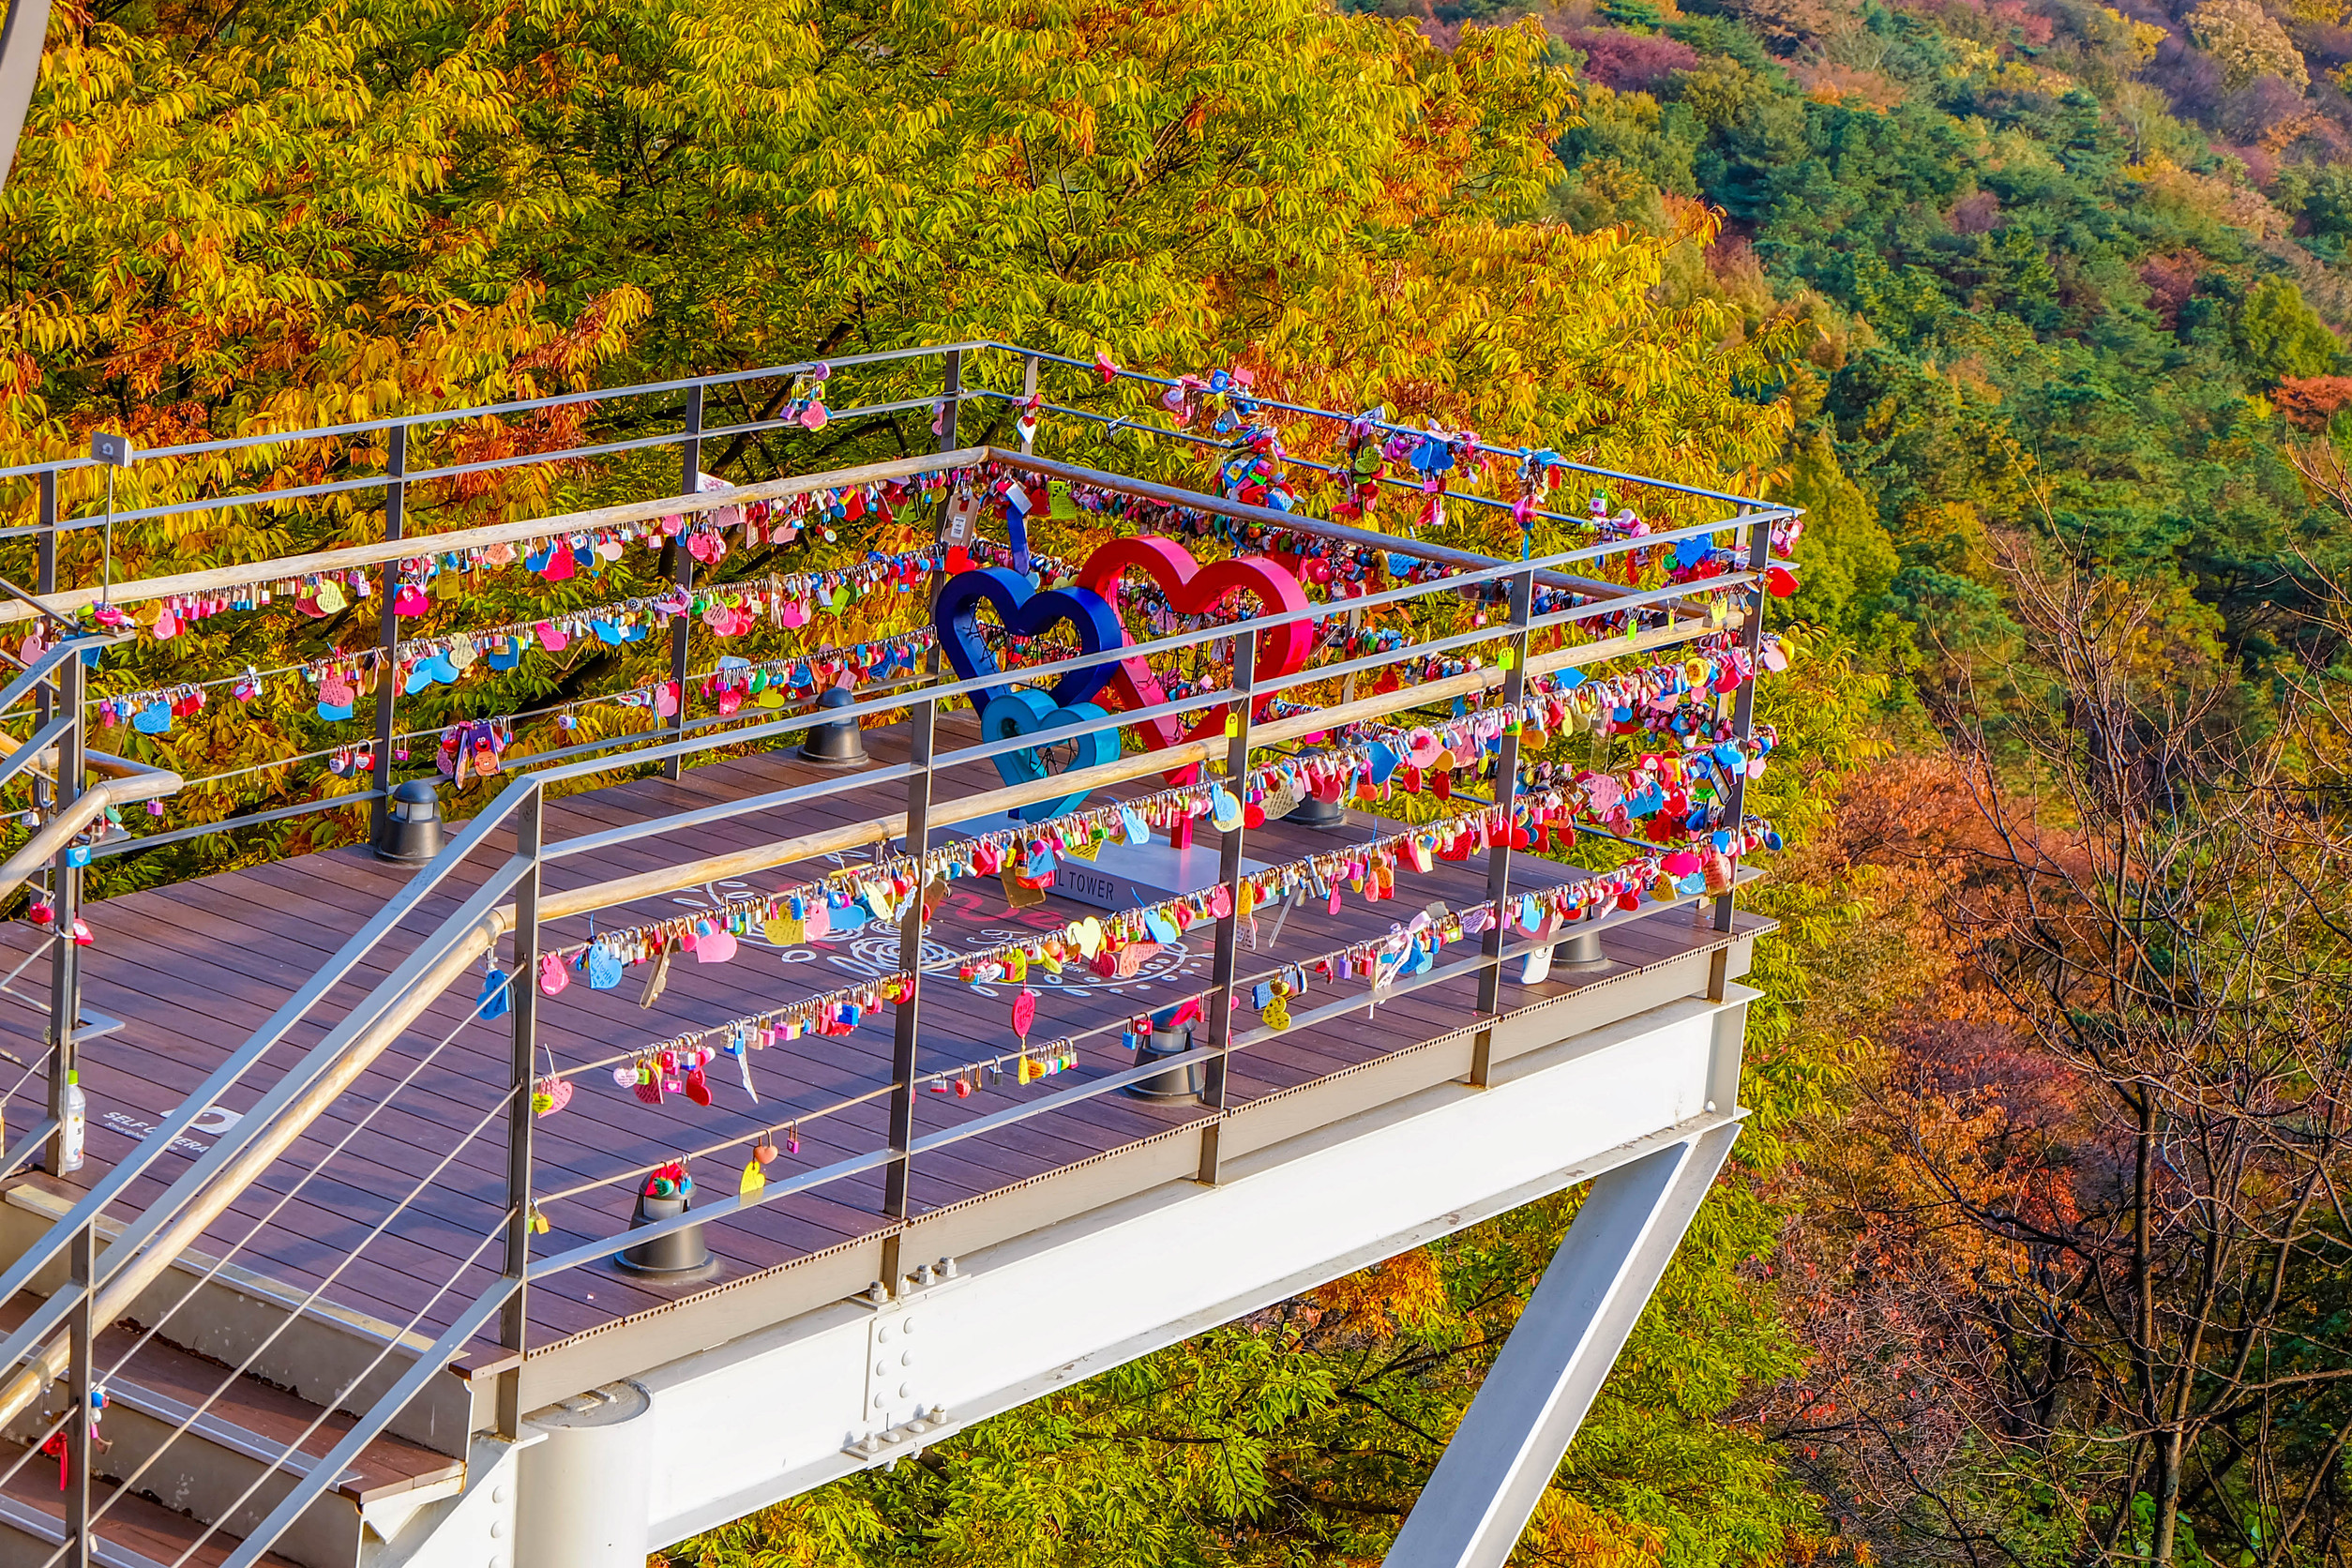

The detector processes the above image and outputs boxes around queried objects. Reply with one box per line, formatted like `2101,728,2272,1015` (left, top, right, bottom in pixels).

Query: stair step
0,1295,462,1567
0,1182,481,1455
0,1449,303,1568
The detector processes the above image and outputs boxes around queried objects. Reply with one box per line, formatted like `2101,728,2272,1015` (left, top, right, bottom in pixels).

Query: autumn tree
1759,551,2352,1566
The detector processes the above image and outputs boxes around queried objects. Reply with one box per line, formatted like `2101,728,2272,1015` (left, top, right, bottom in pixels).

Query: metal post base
517,1381,654,1568
1383,1123,1741,1568
1283,792,1348,831
1551,929,1610,972
1123,1027,1205,1101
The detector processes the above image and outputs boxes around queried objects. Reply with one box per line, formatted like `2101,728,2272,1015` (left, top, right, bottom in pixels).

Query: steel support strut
1381,1121,1742,1568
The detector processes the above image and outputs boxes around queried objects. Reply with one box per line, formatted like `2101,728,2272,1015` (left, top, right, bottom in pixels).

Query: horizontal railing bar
82,788,384,861
1251,573,1758,703
0,340,997,482
990,342,1785,508
544,763,919,864
985,448,1758,620
512,610,1736,929
526,1148,900,1277
983,390,1799,536
0,447,987,626
521,876,1764,1267
24,391,961,537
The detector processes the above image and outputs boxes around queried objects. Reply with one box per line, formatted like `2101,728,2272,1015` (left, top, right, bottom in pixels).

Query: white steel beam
415,990,1752,1568
1381,1121,1741,1568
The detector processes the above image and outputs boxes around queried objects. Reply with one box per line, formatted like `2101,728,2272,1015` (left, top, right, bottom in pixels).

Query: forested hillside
5,0,2352,1560
1450,0,2352,696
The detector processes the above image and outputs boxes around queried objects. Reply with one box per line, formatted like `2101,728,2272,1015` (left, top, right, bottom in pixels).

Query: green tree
2238,276,2342,384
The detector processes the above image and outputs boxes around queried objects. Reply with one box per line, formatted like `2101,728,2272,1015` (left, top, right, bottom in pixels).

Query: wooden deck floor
0,717,1762,1356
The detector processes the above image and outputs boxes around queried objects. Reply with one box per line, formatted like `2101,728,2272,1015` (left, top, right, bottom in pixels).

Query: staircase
0,1184,469,1568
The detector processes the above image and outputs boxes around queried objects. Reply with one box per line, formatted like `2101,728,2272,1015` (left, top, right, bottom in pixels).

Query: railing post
1713,509,1769,940
937,349,963,452
65,1216,92,1568
663,384,704,783
924,349,964,683
1338,604,1363,709
368,426,408,847
879,697,936,1290
497,782,543,1439
1018,354,1039,455
43,651,83,1176
33,468,54,818
1470,570,1533,1088
1197,632,1257,1185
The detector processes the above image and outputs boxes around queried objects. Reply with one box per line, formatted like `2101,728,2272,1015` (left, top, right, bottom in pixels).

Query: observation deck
0,344,1797,1568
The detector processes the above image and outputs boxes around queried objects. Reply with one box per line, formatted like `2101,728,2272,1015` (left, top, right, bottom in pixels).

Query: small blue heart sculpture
979,688,1119,822
932,567,1123,712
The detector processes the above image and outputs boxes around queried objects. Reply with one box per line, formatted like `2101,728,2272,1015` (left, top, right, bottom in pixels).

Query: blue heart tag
477,967,511,1019
931,567,1123,712
586,944,623,989
977,688,1118,822
132,700,173,734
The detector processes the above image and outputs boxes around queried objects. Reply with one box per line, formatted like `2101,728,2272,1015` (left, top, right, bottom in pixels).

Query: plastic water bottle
58,1071,84,1173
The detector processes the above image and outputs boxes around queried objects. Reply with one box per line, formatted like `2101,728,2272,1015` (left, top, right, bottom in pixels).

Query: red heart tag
1076,537,1314,783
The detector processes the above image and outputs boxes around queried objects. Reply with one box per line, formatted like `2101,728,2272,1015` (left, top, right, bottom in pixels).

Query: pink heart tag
695,929,738,964
535,1077,573,1116
798,401,829,430
537,621,568,653
781,601,809,628
653,681,679,717
152,610,181,640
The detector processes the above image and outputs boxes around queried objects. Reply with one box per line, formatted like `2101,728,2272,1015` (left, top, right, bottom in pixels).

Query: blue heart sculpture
979,688,1119,822
932,567,1123,711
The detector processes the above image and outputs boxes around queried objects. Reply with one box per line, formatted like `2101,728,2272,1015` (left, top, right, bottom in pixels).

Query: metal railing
0,346,1795,1566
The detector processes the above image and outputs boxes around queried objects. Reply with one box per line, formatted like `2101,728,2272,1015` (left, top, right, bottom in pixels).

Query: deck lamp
1124,1001,1205,1103
799,685,869,766
372,778,445,865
